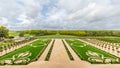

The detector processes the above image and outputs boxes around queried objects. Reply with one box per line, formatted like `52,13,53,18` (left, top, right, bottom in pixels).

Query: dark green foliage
19,30,120,37
0,26,9,38
19,32,25,37
45,40,55,61
62,40,74,60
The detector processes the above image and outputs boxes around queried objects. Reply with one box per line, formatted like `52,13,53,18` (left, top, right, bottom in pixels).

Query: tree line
59,30,120,37
1,26,120,38
21,30,120,37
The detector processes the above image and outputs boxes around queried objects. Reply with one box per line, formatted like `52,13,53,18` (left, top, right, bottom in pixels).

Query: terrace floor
0,39,120,68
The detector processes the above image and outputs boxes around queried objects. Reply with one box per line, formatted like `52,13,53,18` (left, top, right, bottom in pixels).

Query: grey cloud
0,0,120,30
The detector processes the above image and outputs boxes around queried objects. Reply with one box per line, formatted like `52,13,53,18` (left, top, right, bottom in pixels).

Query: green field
9,32,20,37
66,39,120,64
0,39,50,65
24,34,35,37
38,34,79,38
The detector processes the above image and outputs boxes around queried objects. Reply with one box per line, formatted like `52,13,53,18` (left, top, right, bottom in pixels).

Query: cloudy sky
0,0,120,30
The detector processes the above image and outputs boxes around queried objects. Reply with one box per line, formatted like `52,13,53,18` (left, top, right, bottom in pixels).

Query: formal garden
66,39,120,64
0,39,50,65
1,26,120,65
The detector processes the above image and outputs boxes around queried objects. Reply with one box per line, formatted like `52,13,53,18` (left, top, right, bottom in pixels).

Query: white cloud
0,17,9,26
0,0,120,30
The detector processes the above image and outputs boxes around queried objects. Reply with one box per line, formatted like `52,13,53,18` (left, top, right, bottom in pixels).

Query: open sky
0,0,120,30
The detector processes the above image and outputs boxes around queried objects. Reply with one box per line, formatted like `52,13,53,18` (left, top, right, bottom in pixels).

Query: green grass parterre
66,39,120,64
0,39,51,65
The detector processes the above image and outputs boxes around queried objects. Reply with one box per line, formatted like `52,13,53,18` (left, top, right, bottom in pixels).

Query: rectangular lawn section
66,39,120,64
0,39,51,65
38,34,79,38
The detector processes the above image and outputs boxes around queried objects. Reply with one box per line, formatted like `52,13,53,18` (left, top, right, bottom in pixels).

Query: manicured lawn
9,31,20,37
38,34,79,38
66,39,120,64
24,34,35,37
0,39,51,65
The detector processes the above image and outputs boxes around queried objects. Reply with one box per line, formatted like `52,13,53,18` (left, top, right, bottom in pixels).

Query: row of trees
19,30,57,37
53,30,120,37
27,30,56,35
1,25,120,37
20,30,120,37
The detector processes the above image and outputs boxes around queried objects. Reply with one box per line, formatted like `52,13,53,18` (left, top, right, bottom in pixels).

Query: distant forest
1,26,120,38
19,30,120,37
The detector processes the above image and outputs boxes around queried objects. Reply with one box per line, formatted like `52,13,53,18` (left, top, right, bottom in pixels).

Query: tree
19,32,24,37
0,26,9,38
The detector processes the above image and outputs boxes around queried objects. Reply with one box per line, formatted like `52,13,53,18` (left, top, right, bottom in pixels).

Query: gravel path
62,39,80,61
49,39,70,62
27,39,90,68
38,39,54,61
